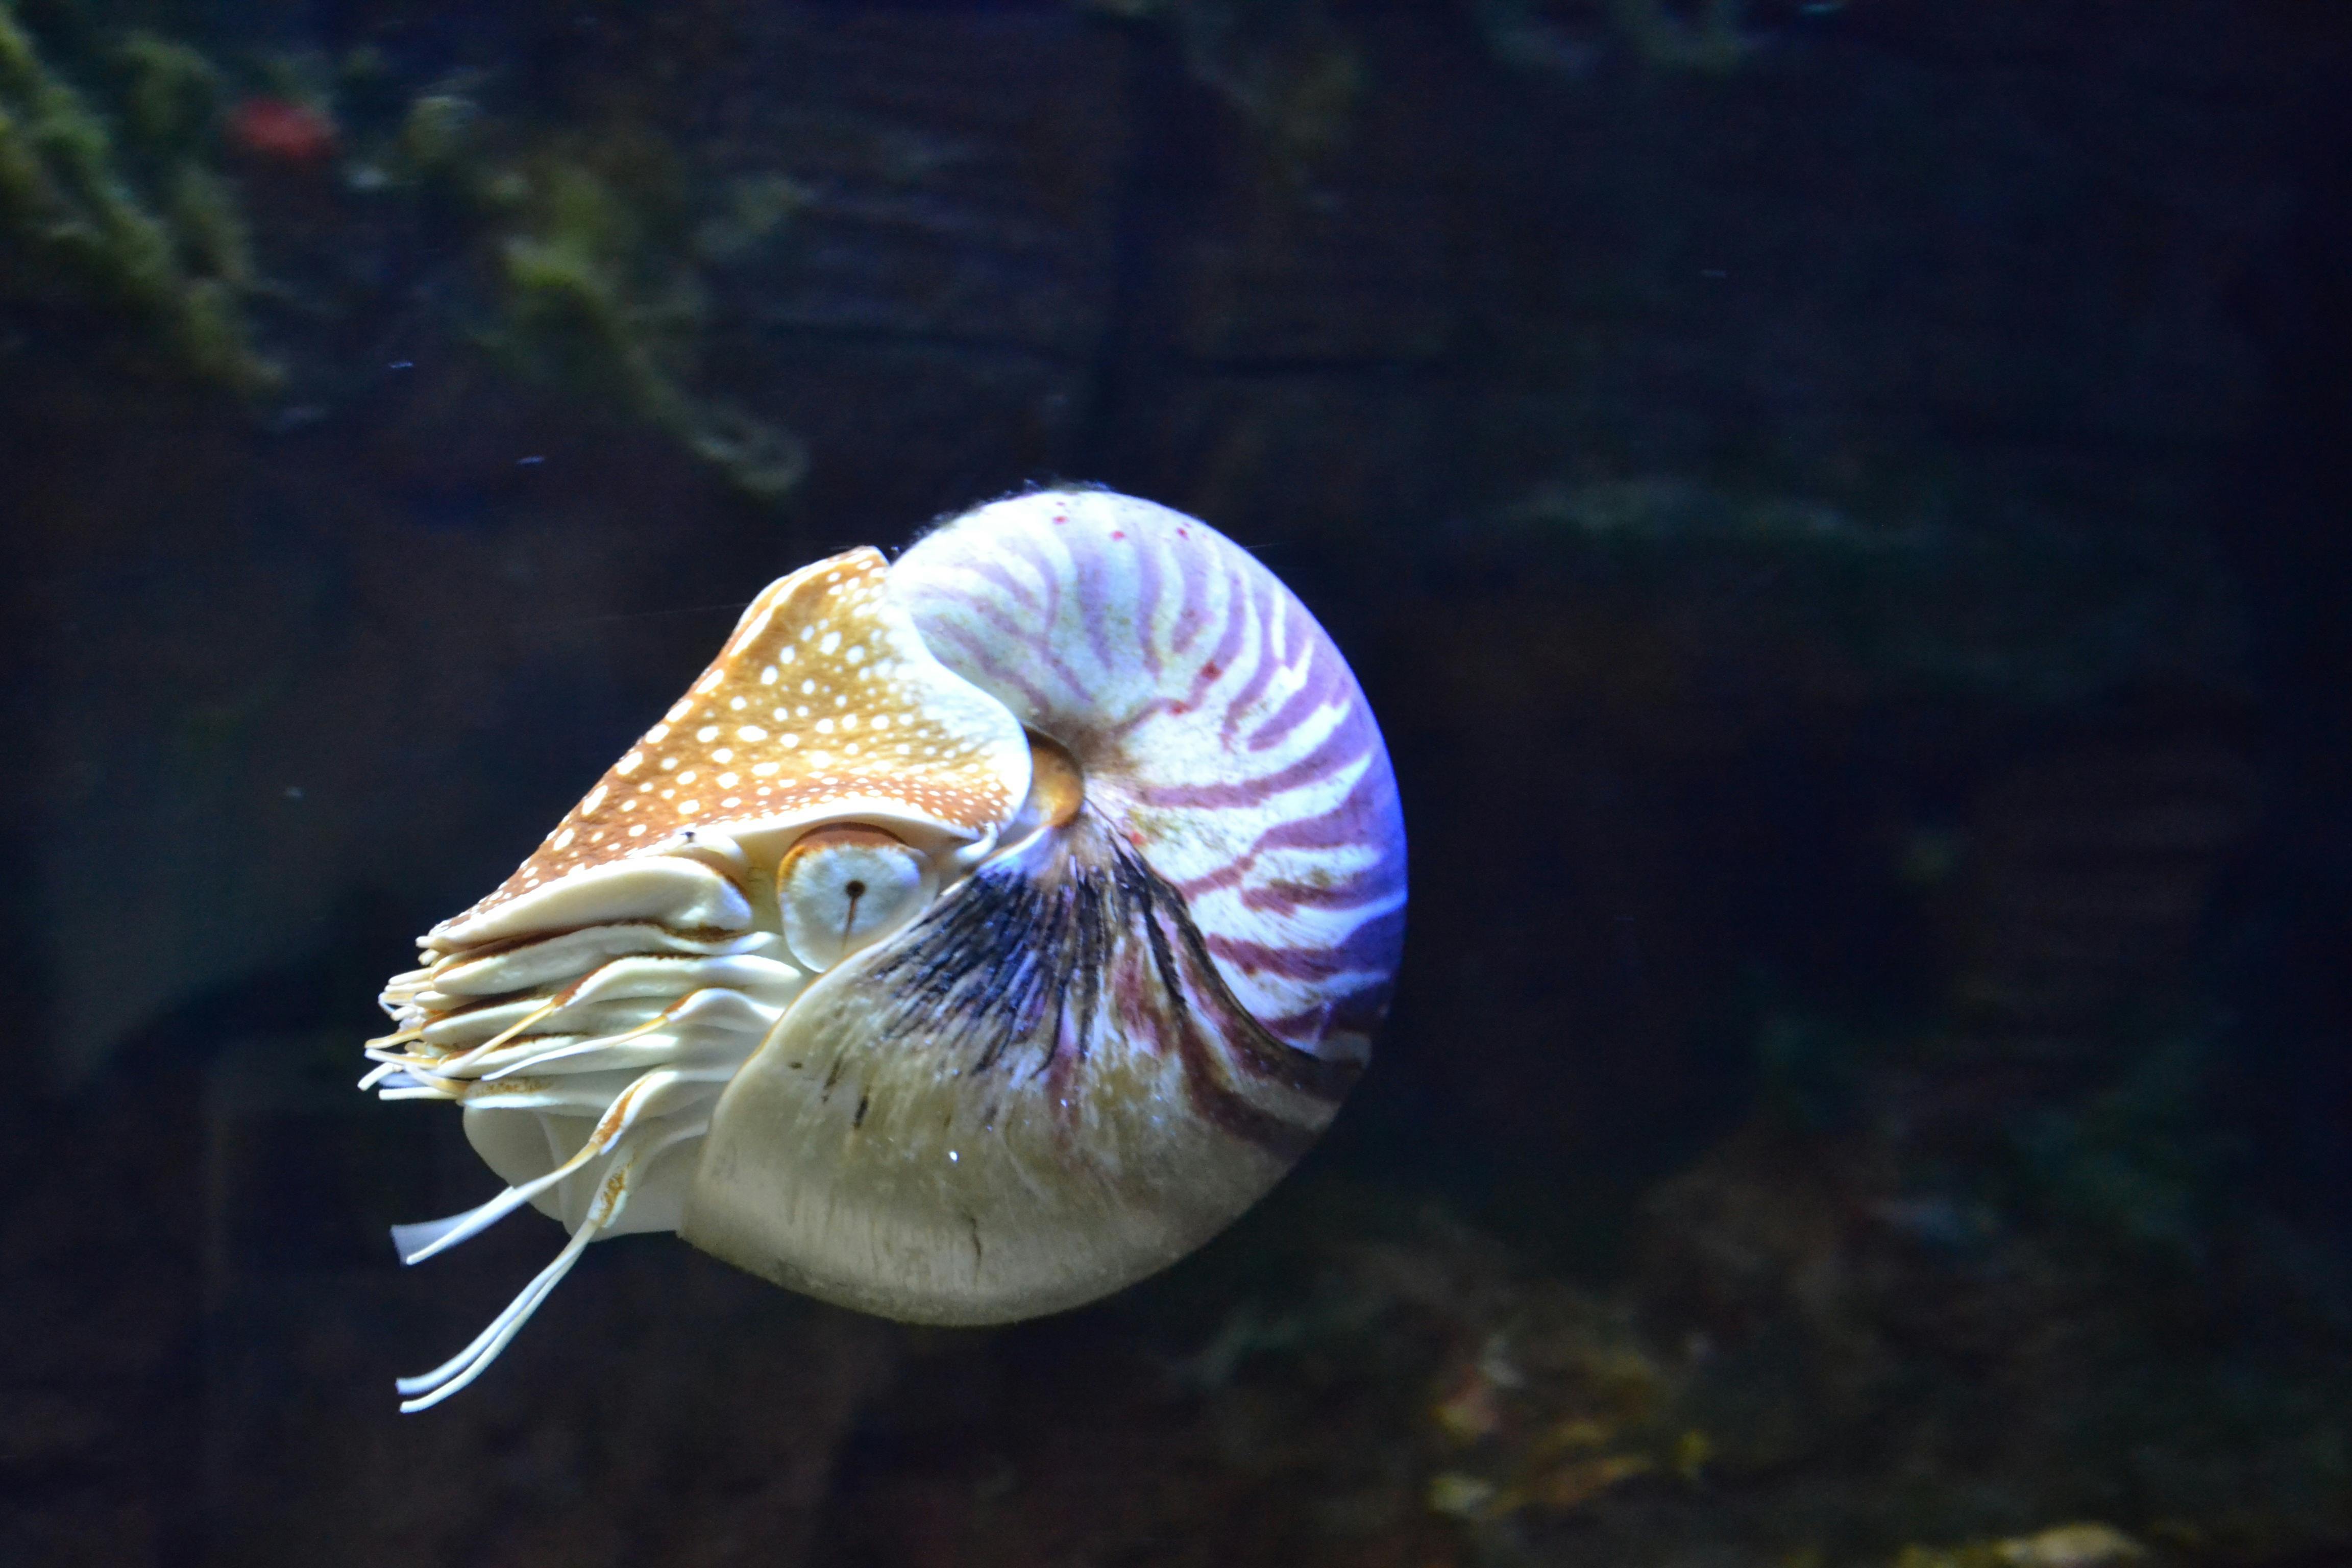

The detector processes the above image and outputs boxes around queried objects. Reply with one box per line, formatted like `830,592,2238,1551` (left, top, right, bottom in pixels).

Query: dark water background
3,2,2348,1564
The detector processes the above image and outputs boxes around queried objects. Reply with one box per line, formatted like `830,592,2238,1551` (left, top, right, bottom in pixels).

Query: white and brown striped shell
365,489,1406,1409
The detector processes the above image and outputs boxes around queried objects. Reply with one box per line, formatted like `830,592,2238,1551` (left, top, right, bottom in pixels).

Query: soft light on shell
363,489,1407,1410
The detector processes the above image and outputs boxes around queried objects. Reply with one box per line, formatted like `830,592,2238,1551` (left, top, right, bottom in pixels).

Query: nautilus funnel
364,488,1406,1409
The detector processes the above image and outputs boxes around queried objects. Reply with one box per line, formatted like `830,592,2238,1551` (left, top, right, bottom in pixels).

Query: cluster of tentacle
364,927,800,1408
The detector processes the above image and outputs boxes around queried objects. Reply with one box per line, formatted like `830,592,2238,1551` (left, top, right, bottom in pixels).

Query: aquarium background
3,1,2348,1564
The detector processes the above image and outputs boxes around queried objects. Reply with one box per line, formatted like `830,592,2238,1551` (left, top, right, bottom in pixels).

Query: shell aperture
366,489,1407,1409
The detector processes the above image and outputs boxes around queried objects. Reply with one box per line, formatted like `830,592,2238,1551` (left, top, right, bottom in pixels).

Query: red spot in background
1111,530,1126,540
229,98,337,165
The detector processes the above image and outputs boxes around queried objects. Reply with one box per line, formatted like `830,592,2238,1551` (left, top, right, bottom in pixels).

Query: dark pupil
844,880,867,899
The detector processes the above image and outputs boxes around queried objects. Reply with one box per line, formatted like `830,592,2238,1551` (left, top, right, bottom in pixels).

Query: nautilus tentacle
366,488,1405,1407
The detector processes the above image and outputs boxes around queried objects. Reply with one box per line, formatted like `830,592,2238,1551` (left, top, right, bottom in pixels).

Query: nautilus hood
364,488,1407,1409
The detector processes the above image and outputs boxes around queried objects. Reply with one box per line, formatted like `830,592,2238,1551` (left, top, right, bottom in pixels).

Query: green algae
485,150,805,500
1,10,795,493
115,30,220,150
397,90,478,175
0,4,270,389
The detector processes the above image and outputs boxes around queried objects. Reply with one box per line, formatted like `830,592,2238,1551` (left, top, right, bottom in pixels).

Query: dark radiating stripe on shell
1204,899,1408,987
892,492,1407,1060
858,811,1357,1156
1174,761,1408,910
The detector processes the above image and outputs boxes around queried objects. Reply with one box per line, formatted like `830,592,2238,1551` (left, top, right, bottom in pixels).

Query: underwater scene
3,1,2347,1564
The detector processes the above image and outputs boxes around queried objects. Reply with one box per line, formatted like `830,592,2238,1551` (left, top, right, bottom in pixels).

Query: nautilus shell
364,488,1406,1410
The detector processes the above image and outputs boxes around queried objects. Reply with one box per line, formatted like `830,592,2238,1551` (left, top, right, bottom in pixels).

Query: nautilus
363,488,1406,1410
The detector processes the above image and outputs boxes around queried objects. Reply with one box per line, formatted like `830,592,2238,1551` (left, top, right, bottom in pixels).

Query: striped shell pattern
364,489,1407,1410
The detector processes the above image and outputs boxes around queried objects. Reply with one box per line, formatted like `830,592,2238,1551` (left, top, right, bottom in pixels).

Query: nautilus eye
776,826,930,971
364,487,1407,1411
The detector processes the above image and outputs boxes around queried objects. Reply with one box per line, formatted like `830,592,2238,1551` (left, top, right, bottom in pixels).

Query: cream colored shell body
365,490,1406,1408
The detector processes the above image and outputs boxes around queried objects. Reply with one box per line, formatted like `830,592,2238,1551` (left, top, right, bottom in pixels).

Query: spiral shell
364,489,1406,1409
